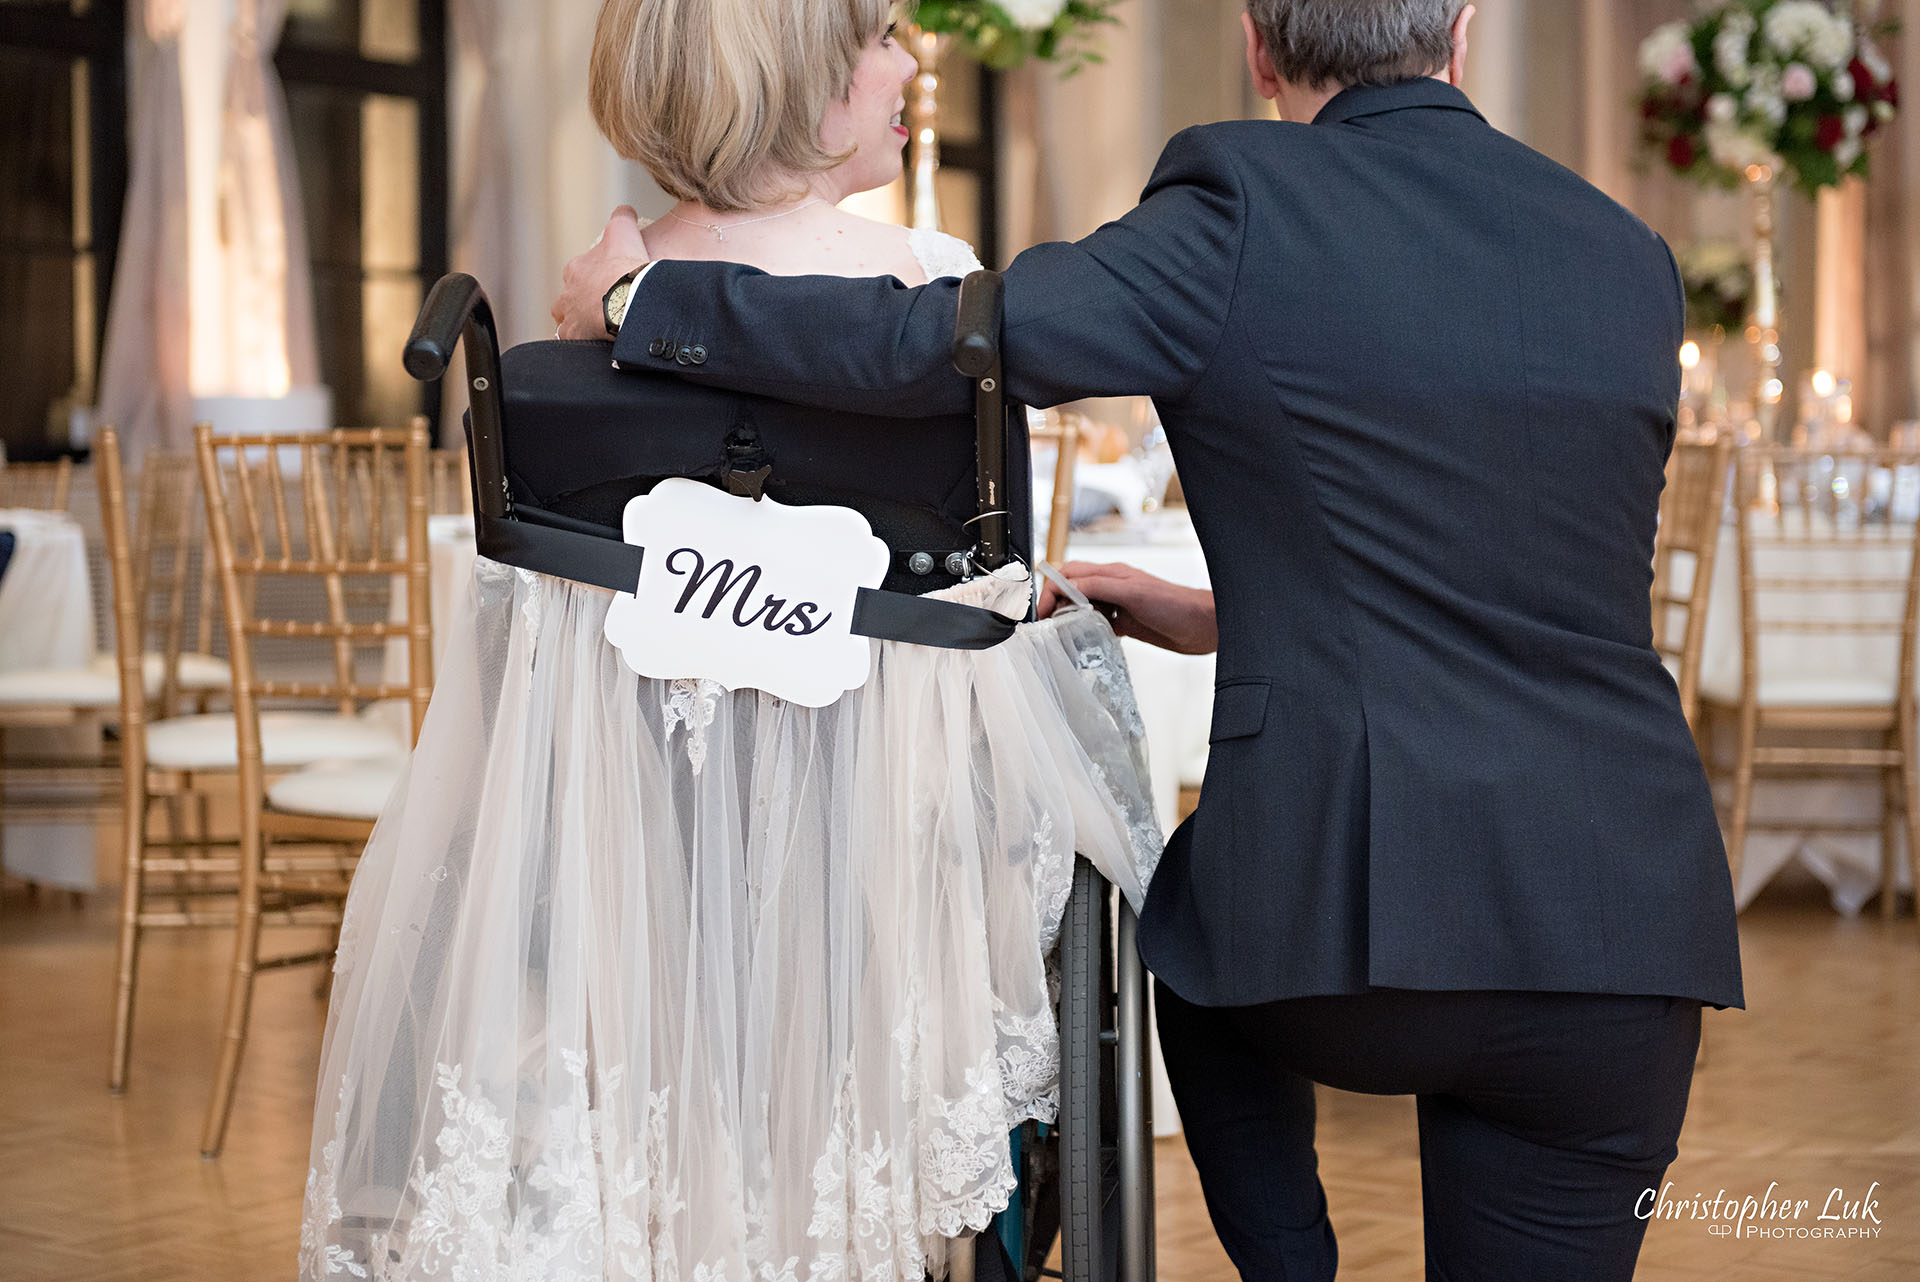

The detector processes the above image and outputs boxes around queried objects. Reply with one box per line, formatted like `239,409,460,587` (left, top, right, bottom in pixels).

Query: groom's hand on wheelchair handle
552,206,651,341
1038,562,1218,656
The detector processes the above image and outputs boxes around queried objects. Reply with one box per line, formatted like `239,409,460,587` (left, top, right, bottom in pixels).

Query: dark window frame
0,0,127,455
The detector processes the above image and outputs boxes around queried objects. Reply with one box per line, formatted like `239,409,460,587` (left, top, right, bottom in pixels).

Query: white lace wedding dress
301,229,1160,1282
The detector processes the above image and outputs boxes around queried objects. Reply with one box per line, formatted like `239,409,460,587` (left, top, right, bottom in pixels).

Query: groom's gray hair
1247,0,1467,89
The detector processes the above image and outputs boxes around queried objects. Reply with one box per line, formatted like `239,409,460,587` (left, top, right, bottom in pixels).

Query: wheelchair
405,272,1155,1282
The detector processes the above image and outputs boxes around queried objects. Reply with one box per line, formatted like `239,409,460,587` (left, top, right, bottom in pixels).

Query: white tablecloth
385,515,480,685
1696,521,1918,913
0,509,100,890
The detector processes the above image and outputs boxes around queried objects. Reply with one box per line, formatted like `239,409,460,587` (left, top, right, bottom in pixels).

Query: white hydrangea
1639,22,1698,85
1845,105,1869,136
1705,121,1781,173
1834,70,1856,101
998,0,1069,30
1748,64,1786,125
1834,137,1863,169
1714,13,1756,87
1763,1,1854,71
1707,93,1739,123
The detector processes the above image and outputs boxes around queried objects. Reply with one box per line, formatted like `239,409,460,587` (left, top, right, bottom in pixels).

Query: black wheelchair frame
405,272,1154,1282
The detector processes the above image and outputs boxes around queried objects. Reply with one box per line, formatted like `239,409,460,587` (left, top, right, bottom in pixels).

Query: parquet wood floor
0,874,1912,1281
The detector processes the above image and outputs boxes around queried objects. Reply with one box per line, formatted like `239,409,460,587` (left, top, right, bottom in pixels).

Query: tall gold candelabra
906,27,951,232
1746,164,1783,440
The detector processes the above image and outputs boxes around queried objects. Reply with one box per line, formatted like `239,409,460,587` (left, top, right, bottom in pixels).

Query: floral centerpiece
1638,0,1898,196
912,0,1123,72
1678,242,1756,332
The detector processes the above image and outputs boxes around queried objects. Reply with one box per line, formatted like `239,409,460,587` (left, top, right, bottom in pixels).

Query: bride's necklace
668,199,825,243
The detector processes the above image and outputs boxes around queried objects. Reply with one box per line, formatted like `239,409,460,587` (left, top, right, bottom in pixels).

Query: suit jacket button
690,346,708,366
648,337,669,358
675,346,694,366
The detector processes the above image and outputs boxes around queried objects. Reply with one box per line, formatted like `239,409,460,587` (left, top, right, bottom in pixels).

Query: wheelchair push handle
952,270,1003,379
953,271,1010,572
405,273,509,520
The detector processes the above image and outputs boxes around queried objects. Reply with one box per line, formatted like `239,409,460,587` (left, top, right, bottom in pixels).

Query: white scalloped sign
602,478,891,707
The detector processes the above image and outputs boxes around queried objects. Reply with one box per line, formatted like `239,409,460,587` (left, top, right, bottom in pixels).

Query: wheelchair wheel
1057,857,1121,1282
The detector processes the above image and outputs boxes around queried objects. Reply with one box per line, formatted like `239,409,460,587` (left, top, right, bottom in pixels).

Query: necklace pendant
713,225,725,242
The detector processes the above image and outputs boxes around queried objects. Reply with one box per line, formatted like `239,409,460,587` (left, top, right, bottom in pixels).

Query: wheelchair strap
476,512,1020,651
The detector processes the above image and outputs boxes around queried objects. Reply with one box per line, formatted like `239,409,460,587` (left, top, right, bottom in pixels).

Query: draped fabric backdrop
95,0,192,459
209,0,318,399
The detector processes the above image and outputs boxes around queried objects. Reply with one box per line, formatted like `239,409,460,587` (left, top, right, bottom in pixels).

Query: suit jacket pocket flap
1209,681,1270,742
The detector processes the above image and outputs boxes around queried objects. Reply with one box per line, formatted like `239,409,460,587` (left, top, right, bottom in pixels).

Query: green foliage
912,1,1124,75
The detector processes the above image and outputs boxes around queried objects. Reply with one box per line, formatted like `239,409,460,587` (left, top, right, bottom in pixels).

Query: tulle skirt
301,558,1160,1282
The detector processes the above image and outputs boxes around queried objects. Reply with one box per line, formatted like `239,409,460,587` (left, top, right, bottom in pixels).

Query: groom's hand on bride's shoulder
552,206,651,341
1038,562,1218,656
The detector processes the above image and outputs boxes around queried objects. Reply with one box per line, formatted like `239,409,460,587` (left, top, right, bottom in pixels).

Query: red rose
1816,115,1846,150
1849,57,1877,98
1668,135,1697,169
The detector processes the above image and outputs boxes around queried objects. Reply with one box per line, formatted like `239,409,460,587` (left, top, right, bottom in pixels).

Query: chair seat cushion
79,653,232,696
146,712,401,771
268,758,405,821
0,665,120,708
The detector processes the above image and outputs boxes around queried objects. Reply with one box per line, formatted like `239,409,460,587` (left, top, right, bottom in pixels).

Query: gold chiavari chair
0,456,74,511
1030,409,1085,565
193,421,433,1156
1652,436,1734,732
104,425,422,1103
1699,445,1920,918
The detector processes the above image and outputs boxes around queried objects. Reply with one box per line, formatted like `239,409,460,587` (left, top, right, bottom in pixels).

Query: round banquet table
0,508,101,890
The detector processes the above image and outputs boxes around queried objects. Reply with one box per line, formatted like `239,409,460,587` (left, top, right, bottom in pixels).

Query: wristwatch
602,265,645,339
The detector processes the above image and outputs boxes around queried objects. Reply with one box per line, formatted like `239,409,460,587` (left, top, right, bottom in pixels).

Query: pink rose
1782,63,1818,102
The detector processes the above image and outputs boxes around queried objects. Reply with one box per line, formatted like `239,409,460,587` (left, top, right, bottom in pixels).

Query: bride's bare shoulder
802,208,928,283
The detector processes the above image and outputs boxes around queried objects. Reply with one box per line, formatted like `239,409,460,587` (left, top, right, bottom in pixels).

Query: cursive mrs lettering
666,547,835,636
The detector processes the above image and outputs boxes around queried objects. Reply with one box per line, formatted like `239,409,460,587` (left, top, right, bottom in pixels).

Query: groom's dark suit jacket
618,78,1745,1010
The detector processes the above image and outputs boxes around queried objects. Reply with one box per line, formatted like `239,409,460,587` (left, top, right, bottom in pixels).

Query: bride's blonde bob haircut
590,0,895,213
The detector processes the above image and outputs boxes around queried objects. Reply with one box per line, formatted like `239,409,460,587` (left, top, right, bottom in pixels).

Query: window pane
283,0,419,63
286,80,425,428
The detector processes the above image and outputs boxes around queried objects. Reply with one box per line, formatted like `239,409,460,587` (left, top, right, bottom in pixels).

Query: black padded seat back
497,340,1032,597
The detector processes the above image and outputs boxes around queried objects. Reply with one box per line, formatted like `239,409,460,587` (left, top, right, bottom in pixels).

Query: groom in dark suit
555,2,1743,1276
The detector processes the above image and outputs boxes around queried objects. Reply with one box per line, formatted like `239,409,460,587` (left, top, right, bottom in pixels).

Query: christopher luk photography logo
1637,1181,1884,1240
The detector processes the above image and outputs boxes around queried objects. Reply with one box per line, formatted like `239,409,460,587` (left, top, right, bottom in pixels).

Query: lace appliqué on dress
906,227,984,282
663,678,724,775
303,1061,673,1282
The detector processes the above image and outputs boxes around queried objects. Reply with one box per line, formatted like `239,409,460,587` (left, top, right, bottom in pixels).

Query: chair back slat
1652,436,1733,725
0,457,75,511
194,423,436,805
1732,446,1920,705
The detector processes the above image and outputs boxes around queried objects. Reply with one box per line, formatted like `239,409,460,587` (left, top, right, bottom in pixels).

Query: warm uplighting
1679,340,1702,371
1810,369,1838,399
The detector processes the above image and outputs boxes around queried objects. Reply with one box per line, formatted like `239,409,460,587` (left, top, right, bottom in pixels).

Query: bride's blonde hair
590,0,895,213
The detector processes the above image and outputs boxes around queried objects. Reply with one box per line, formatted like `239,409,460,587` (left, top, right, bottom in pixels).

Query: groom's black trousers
1155,983,1702,1282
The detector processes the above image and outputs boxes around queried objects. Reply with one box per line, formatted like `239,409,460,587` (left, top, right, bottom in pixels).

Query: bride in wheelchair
302,2,1159,1279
